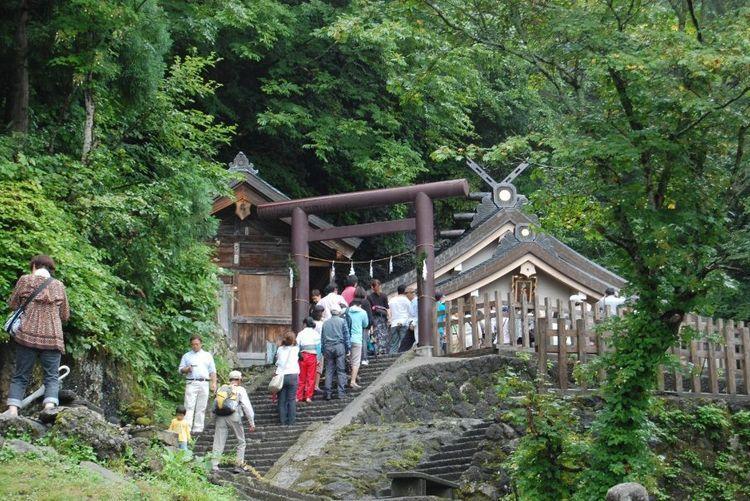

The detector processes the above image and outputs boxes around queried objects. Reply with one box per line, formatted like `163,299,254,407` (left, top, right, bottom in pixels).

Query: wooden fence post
707,318,719,395
532,294,539,348
690,315,702,393
673,344,683,393
508,292,517,350
742,322,750,396
522,294,530,348
576,315,587,392
433,301,440,356
445,300,453,355
593,305,605,384
482,292,492,348
538,317,548,380
470,295,478,351
725,319,737,394
458,297,466,352
656,363,666,392
557,298,568,390
494,290,502,348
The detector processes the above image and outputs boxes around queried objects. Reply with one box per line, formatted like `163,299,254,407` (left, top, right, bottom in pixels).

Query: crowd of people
4,255,628,472
172,274,424,471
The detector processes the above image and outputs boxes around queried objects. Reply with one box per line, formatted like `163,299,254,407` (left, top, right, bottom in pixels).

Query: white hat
228,370,242,380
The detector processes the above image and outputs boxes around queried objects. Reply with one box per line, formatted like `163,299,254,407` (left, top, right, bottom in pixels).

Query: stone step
416,464,469,477
426,447,480,463
440,441,481,453
245,445,290,456
463,427,491,437
195,434,306,447
448,436,485,447
212,472,319,500
248,405,352,416
198,428,307,439
194,438,302,454
247,458,277,468
438,472,462,482
416,456,475,470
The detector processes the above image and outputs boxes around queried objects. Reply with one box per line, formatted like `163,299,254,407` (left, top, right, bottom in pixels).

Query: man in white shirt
318,283,348,322
399,287,419,351
388,285,412,354
179,335,217,433
211,370,255,472
599,287,626,317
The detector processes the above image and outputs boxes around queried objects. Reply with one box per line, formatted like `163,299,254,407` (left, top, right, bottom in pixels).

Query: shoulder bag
268,373,284,394
269,348,286,394
4,277,54,337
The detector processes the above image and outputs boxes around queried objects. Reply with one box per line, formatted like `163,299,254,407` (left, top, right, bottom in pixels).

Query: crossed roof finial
466,159,530,208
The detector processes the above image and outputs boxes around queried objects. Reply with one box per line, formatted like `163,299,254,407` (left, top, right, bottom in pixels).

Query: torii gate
256,180,469,343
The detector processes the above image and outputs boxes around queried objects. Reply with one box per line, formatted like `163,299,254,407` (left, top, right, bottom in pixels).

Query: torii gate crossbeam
256,179,469,344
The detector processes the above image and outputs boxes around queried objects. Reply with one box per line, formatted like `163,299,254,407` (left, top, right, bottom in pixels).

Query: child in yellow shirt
169,405,191,450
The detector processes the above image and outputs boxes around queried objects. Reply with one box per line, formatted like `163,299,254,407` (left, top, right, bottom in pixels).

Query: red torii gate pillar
256,180,469,343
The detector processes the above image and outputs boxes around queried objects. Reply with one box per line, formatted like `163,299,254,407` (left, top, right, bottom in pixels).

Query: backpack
213,384,239,416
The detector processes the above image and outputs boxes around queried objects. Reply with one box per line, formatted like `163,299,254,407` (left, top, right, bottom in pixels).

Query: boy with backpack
211,370,256,472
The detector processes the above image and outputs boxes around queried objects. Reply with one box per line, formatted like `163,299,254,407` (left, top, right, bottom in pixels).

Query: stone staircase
194,354,400,476
412,421,491,483
210,470,322,501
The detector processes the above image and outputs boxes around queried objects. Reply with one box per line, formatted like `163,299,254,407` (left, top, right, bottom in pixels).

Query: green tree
414,0,750,496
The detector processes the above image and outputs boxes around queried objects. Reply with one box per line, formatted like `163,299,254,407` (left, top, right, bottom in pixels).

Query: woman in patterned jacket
5,255,69,416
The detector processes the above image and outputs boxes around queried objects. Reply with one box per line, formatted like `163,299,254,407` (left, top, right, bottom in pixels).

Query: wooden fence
432,293,750,397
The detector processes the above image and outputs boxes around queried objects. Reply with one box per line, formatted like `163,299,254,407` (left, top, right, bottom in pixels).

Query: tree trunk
82,79,95,160
7,0,30,133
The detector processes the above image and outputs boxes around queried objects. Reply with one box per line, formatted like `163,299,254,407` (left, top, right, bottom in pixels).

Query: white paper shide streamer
389,256,393,274
349,261,355,276
289,266,294,288
422,259,427,280
369,260,374,278
330,261,336,281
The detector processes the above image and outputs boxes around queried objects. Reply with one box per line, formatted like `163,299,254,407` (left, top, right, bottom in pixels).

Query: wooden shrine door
233,273,292,365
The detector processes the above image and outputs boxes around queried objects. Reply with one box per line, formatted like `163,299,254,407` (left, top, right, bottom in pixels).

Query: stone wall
355,354,536,424
0,348,133,420
0,331,237,421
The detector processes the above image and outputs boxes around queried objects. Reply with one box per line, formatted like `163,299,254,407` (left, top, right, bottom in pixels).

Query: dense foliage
403,0,750,496
0,0,234,399
0,0,524,398
494,364,750,500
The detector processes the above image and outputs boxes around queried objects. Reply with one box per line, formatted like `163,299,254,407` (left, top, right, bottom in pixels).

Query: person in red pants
296,317,321,402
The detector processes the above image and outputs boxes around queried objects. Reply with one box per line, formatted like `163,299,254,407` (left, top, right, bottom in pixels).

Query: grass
0,446,238,501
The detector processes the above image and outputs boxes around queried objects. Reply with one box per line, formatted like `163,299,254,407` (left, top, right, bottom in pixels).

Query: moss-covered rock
49,407,127,461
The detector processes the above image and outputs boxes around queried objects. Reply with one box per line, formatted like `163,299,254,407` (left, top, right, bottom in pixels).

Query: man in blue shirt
178,335,217,433
321,307,351,400
346,299,370,388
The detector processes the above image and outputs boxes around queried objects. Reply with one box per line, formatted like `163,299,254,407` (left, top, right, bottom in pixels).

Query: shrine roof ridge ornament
466,158,530,209
228,151,258,175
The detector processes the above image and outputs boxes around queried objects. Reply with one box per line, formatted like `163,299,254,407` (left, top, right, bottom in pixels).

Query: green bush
733,410,750,443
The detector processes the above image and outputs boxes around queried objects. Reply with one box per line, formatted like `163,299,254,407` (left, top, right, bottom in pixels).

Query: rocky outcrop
606,482,649,500
48,406,127,461
4,438,57,456
0,414,47,438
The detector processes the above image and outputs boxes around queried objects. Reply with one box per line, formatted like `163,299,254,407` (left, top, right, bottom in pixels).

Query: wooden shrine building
385,162,626,308
211,152,360,365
